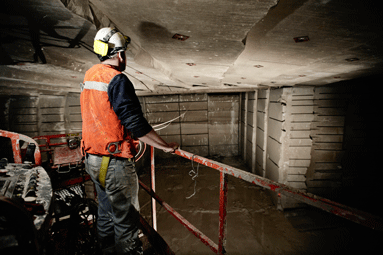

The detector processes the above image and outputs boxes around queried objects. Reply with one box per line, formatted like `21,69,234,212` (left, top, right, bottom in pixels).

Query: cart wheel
70,198,98,255
0,196,39,255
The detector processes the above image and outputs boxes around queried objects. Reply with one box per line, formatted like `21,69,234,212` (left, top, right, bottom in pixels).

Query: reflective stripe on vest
83,81,109,92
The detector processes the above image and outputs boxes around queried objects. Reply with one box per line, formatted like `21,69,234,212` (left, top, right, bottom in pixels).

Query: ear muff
94,40,109,56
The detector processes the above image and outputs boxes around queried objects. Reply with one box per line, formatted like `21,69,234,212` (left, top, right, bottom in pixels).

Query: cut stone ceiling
0,0,382,95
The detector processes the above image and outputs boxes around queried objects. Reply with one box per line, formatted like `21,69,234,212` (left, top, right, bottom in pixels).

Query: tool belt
98,141,133,188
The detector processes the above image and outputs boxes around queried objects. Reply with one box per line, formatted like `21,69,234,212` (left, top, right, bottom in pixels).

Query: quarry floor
137,155,382,255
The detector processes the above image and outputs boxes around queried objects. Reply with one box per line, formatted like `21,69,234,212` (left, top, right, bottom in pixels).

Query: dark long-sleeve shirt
107,73,152,138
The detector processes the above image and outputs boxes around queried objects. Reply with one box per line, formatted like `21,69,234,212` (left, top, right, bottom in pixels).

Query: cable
152,111,187,131
152,122,171,131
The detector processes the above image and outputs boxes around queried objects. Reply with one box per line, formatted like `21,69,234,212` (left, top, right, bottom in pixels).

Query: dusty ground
138,155,382,255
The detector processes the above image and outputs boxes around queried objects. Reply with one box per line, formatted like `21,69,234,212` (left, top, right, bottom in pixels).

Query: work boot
115,239,143,255
99,235,116,254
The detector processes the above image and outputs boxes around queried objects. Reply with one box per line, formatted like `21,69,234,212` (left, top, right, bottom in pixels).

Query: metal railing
139,147,383,254
2,130,381,253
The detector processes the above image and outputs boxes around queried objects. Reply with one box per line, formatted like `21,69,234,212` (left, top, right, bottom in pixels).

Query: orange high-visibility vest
80,64,139,158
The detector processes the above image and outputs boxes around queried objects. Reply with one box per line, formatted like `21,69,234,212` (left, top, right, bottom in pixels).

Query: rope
186,154,199,199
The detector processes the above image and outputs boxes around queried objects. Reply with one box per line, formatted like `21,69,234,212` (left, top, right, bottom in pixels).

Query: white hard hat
94,27,130,59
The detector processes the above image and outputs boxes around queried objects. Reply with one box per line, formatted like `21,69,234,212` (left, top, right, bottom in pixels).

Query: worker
80,27,179,255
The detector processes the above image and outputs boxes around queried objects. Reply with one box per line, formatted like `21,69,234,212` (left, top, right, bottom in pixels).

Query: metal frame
33,133,81,152
140,148,383,254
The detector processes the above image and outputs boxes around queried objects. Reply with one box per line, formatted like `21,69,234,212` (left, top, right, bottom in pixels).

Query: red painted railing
140,147,383,254
0,129,42,166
